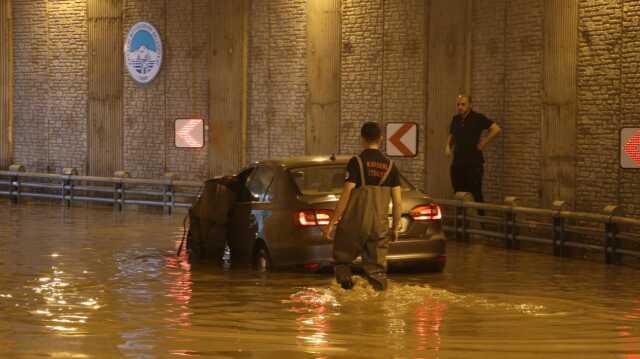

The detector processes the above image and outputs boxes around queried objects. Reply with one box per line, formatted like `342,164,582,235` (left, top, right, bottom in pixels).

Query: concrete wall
382,0,426,189
339,0,384,158
13,0,86,174
471,0,506,205
249,0,427,187
12,0,209,179
6,0,640,216
469,0,640,217
620,1,640,216
247,0,307,161
165,0,210,179
0,0,11,169
121,0,209,179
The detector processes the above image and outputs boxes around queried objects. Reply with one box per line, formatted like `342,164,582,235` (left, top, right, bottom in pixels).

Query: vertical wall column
209,0,248,176
425,0,472,198
0,0,12,169
542,0,577,207
87,0,123,176
306,0,340,155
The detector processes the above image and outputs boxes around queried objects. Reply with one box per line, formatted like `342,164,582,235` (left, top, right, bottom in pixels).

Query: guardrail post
603,205,623,265
454,192,473,241
113,171,130,211
9,164,25,204
62,167,78,207
552,200,567,257
163,172,176,215
504,196,519,249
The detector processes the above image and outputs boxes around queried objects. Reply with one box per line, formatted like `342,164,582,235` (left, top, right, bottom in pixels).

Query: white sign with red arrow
175,119,205,148
621,128,640,169
386,122,418,157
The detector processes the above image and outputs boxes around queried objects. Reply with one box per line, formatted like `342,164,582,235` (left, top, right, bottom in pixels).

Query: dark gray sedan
226,155,446,272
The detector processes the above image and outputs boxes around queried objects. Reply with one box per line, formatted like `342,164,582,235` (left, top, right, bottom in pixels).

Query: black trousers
450,164,485,214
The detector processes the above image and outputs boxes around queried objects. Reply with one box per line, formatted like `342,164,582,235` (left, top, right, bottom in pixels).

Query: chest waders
187,178,237,263
333,156,393,290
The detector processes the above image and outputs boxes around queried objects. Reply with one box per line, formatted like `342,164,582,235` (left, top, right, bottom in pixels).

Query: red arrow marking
624,131,640,167
177,120,202,147
389,123,414,156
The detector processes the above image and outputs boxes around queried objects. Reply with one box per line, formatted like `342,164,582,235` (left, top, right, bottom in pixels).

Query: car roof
246,154,420,192
253,155,352,169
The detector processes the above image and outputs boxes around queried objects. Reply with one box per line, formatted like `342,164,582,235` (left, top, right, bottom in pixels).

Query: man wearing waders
324,122,402,291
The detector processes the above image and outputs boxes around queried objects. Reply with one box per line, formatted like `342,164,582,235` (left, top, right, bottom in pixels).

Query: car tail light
295,209,333,226
410,203,442,221
304,263,321,271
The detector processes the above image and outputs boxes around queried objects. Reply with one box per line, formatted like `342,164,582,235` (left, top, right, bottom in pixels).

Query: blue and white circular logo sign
125,22,163,84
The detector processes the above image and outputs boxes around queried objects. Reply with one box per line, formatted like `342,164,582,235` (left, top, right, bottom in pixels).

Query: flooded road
0,202,638,358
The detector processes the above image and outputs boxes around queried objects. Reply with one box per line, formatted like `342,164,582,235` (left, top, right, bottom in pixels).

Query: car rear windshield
288,165,414,195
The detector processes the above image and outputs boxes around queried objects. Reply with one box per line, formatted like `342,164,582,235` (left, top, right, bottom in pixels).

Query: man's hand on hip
477,139,487,151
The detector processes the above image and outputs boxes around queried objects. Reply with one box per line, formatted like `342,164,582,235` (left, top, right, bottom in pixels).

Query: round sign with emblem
124,22,163,84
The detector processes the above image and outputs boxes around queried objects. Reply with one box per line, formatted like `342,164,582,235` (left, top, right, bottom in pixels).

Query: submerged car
223,155,446,272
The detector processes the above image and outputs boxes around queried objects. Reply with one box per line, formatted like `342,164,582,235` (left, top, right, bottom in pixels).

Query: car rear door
228,165,276,266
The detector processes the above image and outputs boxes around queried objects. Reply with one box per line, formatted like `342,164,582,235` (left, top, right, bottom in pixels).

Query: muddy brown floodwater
0,202,638,358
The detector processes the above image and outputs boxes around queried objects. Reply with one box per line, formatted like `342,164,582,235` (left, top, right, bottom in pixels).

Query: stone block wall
12,0,209,180
247,0,307,162
577,1,623,213
575,0,640,216
247,0,270,163
621,1,640,216
122,1,171,179
13,0,83,173
469,0,640,215
162,0,210,180
46,0,88,174
502,0,543,207
381,0,426,189
340,0,384,157
471,0,506,204
470,0,544,207
7,0,640,216
120,0,209,180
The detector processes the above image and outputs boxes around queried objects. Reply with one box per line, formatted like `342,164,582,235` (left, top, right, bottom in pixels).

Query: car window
246,166,275,202
288,165,345,195
289,165,414,195
235,167,255,202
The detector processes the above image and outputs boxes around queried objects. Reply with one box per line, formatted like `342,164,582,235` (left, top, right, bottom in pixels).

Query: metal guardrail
3,169,639,265
435,192,640,265
0,170,202,214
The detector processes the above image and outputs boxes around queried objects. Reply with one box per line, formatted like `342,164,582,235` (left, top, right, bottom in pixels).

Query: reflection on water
284,282,450,358
621,299,640,359
0,201,639,358
165,255,193,329
31,265,96,335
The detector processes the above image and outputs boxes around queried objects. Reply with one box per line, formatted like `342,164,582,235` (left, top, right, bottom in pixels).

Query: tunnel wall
577,0,640,215
469,0,545,207
12,0,210,179
468,0,640,216
0,0,11,170
247,0,307,162
13,0,86,174
5,0,640,216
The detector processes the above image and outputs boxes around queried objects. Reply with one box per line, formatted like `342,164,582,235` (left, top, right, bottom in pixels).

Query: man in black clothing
324,122,402,291
445,95,501,212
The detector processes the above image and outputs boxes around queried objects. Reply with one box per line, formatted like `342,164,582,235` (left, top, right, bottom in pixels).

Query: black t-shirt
449,110,494,165
345,149,401,188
